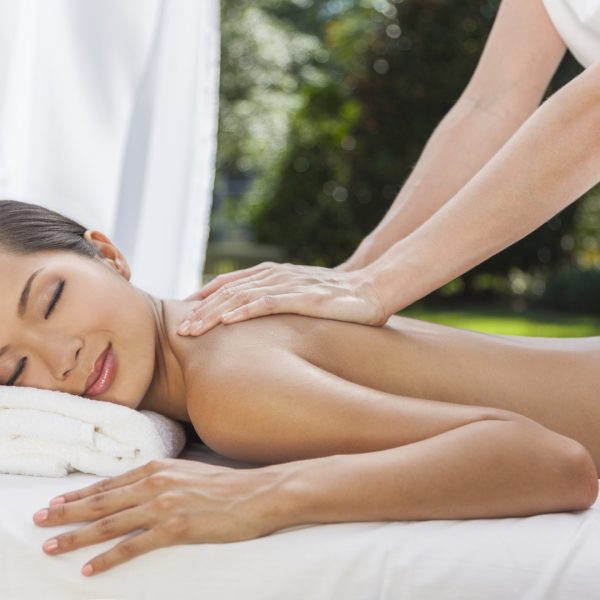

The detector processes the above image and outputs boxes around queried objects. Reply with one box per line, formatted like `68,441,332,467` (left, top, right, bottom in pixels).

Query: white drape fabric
543,0,600,66
0,0,220,298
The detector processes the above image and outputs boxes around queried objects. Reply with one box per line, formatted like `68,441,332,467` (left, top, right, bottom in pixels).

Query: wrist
361,257,403,319
366,237,431,316
260,455,340,529
256,461,315,532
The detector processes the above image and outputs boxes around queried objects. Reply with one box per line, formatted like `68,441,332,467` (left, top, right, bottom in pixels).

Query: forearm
267,417,597,528
342,94,534,271
340,0,567,273
367,63,600,314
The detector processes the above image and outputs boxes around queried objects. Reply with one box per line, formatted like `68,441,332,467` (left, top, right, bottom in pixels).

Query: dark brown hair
0,199,99,258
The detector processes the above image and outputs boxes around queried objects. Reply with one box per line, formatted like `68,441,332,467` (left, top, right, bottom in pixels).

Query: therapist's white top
543,0,600,66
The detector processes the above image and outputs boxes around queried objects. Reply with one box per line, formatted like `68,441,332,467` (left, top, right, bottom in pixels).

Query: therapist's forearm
342,92,536,271
366,62,600,315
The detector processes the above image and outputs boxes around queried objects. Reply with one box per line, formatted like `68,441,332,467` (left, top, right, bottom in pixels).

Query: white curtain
0,0,220,298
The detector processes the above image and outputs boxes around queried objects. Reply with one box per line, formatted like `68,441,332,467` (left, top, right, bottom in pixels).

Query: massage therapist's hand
32,458,290,576
178,261,388,336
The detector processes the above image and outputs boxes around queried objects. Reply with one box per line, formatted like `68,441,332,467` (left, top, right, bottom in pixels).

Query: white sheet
1,443,598,600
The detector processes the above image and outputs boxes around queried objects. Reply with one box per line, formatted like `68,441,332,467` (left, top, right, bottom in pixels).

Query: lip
84,344,116,397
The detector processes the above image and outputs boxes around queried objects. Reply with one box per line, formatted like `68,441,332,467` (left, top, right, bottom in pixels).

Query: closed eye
5,280,66,385
45,280,65,319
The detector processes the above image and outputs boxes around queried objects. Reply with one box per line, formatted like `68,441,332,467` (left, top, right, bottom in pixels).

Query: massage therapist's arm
178,0,569,334
371,56,600,314
341,0,567,270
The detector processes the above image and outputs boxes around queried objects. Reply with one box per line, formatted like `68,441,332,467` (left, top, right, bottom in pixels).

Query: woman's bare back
176,309,600,468
292,314,600,462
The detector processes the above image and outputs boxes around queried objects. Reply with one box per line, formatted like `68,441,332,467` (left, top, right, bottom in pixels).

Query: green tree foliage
217,0,322,177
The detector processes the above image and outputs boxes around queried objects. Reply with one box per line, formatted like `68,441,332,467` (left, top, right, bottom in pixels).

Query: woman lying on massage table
0,200,597,578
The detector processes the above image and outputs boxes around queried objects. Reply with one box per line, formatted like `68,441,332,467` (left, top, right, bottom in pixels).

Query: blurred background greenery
206,0,600,336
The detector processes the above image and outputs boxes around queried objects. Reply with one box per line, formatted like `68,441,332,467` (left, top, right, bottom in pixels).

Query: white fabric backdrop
0,0,220,299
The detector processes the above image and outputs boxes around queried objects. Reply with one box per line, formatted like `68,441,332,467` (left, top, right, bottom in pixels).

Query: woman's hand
178,262,388,336
32,458,290,576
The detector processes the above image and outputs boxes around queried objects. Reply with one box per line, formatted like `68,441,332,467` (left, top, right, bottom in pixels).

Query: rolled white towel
0,386,187,477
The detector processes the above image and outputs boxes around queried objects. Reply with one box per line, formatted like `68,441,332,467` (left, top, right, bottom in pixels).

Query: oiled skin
168,309,600,473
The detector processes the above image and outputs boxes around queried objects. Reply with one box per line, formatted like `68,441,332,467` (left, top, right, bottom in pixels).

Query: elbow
492,412,598,512
564,441,599,511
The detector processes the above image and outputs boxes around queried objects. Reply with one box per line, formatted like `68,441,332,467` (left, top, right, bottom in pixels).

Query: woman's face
0,231,157,408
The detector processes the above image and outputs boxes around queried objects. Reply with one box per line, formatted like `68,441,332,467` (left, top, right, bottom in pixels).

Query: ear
83,230,131,280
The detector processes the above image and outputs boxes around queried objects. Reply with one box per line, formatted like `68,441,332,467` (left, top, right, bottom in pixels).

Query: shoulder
181,313,333,374
180,316,300,443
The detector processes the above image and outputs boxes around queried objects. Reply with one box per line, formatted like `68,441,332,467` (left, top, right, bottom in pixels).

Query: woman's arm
33,416,597,577
368,56,600,315
34,348,597,576
191,347,597,519
272,418,598,523
341,0,566,270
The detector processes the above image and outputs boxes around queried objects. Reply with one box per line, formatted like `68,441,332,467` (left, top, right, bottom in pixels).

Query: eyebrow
0,268,44,359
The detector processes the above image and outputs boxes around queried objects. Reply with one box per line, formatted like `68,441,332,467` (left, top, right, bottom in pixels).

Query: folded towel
0,386,187,477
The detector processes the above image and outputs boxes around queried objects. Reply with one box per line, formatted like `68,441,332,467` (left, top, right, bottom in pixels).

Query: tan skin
0,230,593,576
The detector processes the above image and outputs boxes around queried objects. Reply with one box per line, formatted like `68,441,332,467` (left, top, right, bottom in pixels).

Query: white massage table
1,441,599,600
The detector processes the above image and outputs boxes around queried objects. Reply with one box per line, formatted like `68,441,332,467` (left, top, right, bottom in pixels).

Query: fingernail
43,538,58,551
34,509,48,522
49,496,65,505
190,321,204,334
178,321,191,334
82,564,94,576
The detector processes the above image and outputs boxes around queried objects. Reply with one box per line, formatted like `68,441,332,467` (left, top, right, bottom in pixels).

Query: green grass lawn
397,305,600,337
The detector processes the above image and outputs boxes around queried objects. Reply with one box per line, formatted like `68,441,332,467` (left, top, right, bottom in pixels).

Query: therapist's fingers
188,276,274,318
220,293,313,324
178,283,287,336
179,273,273,326
178,263,390,336
192,262,279,301
183,273,272,313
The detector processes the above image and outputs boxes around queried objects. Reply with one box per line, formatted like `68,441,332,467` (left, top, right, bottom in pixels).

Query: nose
38,337,82,381
57,347,82,380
